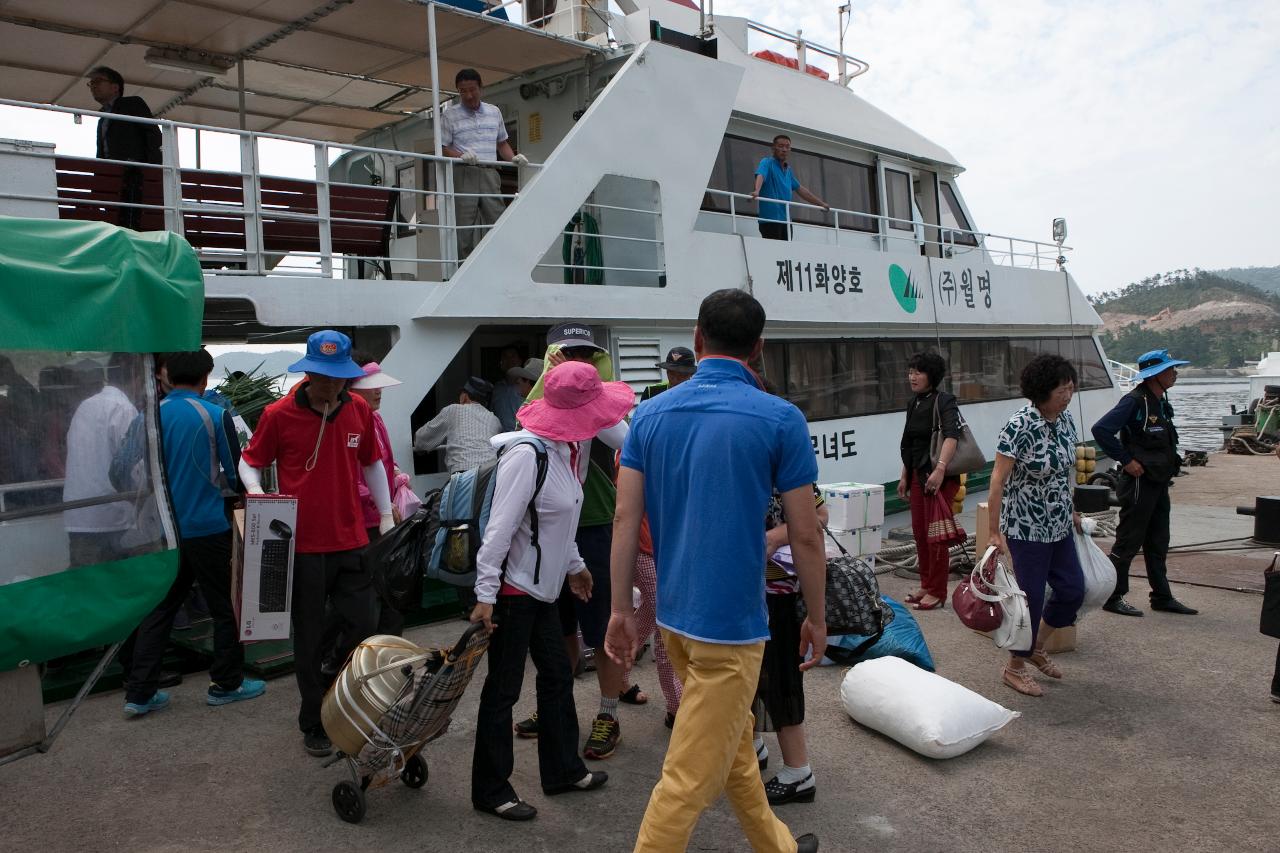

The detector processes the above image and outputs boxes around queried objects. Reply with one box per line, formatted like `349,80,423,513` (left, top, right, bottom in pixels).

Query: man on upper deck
750,134,828,241
441,68,529,260
87,66,161,230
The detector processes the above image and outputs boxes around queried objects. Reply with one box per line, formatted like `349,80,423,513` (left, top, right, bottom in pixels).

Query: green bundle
215,363,284,430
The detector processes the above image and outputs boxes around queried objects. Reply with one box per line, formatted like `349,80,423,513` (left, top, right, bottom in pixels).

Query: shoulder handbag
959,545,1032,651
953,547,1004,633
794,527,895,637
1261,553,1280,639
931,394,987,475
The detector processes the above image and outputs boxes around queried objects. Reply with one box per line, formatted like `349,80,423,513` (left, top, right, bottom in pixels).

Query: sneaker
207,677,267,706
1271,692,1280,704
304,728,333,757
123,691,170,718
514,712,539,738
583,713,620,760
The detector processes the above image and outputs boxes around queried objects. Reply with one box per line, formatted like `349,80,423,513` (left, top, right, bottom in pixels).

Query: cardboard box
975,501,990,555
820,482,885,530
231,495,298,641
1044,624,1077,654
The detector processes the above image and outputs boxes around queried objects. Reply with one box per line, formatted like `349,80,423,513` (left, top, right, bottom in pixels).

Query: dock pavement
2,455,1276,852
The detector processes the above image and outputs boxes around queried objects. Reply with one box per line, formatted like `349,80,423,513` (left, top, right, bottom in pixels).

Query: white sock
599,695,619,718
777,763,813,787
754,736,767,761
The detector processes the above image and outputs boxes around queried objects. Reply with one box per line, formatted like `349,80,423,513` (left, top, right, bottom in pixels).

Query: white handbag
1066,517,1117,616
969,546,1033,652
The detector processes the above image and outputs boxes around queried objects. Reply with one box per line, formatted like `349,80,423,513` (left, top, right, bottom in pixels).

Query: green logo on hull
889,264,921,313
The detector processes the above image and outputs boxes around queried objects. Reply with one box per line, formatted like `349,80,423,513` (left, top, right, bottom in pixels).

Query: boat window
821,158,877,232
885,169,912,231
533,175,665,287
787,150,826,225
0,351,171,583
701,134,877,232
832,341,878,416
770,336,1112,421
939,182,979,246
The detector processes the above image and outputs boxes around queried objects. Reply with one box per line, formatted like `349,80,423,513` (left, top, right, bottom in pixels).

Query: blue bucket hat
288,330,364,379
1135,349,1189,381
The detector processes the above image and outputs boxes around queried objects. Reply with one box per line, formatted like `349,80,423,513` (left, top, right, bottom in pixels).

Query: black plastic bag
363,505,436,612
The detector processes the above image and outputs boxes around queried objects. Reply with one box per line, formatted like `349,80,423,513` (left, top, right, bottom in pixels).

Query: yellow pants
634,630,796,853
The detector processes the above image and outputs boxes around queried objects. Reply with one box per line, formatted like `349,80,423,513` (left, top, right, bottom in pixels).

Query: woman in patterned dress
987,354,1086,697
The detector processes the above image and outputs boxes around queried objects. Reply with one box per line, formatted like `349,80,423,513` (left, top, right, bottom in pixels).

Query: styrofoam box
821,482,885,529
828,526,882,557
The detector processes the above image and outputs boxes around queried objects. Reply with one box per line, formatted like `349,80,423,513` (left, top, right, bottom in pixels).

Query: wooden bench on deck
54,156,396,272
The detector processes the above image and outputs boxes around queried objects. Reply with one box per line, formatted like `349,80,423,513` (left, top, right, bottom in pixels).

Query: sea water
1167,378,1251,452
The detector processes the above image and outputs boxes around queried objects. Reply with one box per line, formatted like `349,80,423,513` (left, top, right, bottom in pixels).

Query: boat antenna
837,3,853,85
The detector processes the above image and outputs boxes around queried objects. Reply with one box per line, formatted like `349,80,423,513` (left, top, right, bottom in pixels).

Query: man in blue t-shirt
751,134,829,241
606,290,826,853
116,349,265,718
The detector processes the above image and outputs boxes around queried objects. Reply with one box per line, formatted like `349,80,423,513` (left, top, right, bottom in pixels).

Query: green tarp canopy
0,216,202,670
0,216,203,352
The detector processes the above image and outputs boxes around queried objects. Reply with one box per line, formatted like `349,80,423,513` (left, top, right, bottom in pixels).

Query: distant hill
1213,265,1280,297
211,350,300,380
1091,270,1280,368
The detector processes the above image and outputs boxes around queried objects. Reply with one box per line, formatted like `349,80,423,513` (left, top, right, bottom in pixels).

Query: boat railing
1107,359,1140,390
745,18,871,85
702,187,1070,271
5,98,664,282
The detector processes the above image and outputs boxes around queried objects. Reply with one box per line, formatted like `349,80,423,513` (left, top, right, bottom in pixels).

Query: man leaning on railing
441,68,529,260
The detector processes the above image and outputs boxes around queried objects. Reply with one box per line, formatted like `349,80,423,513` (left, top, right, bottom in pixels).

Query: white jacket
473,431,587,604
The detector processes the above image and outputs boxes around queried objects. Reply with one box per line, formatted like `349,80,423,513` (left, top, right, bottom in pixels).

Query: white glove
460,151,479,166
511,153,529,167
379,512,395,535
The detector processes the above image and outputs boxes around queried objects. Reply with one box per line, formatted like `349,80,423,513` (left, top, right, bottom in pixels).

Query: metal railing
745,19,871,85
1107,359,1140,390
0,98,674,285
702,187,1070,271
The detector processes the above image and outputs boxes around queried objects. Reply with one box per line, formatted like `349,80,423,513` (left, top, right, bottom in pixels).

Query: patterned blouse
764,485,825,595
995,404,1078,543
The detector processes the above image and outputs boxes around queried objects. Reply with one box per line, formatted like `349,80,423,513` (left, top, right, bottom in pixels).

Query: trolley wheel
332,781,367,824
401,753,428,789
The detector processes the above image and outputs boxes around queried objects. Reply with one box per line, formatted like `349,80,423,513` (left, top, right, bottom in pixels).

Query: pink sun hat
517,360,634,442
350,361,402,390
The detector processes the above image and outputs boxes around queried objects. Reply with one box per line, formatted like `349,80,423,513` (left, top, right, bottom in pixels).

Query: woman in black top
897,352,963,610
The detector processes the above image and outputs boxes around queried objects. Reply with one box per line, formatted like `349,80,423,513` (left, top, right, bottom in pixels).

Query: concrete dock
3,455,1277,852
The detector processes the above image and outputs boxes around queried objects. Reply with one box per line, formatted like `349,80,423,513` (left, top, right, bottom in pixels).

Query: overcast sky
4,0,1275,295
740,0,1280,293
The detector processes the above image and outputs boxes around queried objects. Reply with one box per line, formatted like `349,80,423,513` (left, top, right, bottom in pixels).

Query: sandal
1002,664,1043,697
619,684,648,705
904,591,926,604
1028,649,1062,679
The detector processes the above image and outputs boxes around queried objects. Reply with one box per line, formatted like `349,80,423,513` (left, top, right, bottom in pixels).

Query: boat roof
0,0,605,142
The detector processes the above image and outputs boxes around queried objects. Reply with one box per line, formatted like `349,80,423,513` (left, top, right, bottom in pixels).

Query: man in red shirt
239,330,395,757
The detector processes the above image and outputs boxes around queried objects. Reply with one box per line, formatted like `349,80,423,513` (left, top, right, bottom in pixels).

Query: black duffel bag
794,527,895,638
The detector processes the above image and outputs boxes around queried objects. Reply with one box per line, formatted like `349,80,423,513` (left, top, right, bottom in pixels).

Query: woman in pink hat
349,361,404,540
470,360,634,822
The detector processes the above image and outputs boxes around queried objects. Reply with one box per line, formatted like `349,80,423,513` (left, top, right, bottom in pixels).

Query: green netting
0,216,202,352
0,549,179,670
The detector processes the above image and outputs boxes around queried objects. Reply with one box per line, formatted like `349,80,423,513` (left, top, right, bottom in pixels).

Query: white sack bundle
840,657,1020,759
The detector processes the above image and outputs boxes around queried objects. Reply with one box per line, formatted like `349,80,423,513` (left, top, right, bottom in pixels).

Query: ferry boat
0,0,1121,500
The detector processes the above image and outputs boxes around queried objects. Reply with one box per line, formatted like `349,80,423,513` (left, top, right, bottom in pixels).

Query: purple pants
1006,534,1085,658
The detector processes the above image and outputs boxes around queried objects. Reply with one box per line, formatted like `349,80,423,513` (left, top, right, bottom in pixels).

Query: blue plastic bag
822,595,935,672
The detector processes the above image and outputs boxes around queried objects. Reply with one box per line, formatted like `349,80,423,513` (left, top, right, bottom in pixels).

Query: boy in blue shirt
117,349,265,717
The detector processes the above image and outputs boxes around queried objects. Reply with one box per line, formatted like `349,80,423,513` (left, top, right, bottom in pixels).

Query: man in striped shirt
413,376,502,473
441,68,529,259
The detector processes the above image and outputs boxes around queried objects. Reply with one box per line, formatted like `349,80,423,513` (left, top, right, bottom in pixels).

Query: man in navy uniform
1091,349,1198,617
